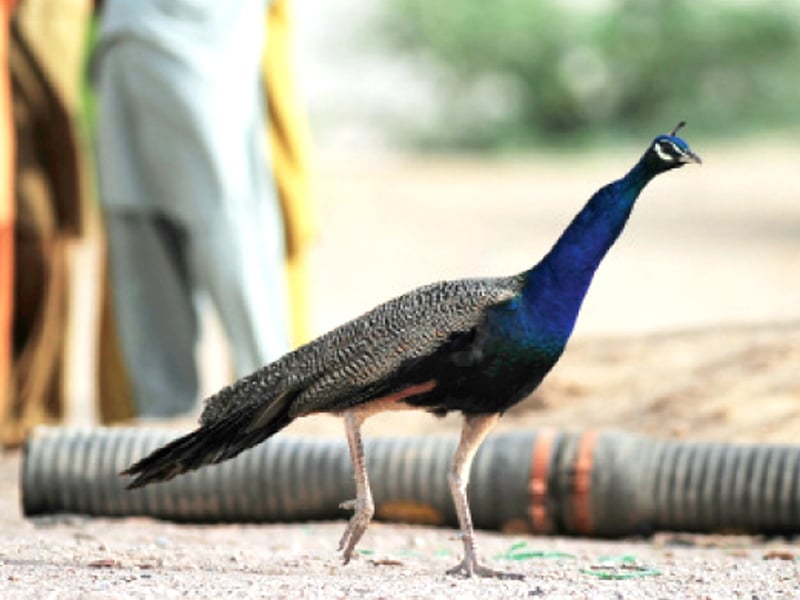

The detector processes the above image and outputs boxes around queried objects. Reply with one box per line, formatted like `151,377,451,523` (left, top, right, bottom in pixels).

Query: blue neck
522,159,655,341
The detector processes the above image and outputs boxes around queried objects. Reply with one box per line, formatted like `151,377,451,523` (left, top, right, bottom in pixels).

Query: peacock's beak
682,150,702,165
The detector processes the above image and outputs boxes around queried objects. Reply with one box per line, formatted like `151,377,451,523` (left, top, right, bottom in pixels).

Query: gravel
2,451,800,599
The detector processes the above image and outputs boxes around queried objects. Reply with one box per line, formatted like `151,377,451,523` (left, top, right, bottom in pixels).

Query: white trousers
94,37,290,416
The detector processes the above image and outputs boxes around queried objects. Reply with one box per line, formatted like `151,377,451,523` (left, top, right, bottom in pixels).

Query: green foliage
376,0,800,149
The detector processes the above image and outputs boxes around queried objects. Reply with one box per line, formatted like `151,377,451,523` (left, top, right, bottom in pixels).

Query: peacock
122,123,701,579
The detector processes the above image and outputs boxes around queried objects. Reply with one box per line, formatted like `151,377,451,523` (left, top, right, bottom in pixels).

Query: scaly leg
338,411,374,564
446,413,524,580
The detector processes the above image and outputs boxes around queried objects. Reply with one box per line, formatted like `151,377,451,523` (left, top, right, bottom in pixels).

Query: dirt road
3,141,800,598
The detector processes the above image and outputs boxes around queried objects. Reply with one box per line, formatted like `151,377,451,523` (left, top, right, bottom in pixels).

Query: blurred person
3,0,89,447
92,0,307,417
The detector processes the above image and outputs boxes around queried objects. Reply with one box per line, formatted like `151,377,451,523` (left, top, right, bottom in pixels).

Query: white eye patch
653,141,675,162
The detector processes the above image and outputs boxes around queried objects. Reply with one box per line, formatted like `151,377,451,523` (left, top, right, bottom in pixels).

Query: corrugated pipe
21,426,800,537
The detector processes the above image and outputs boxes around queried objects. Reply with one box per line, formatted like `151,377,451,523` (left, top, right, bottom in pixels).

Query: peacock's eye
653,141,674,161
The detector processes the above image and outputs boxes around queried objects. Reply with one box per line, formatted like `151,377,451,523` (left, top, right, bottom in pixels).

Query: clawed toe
338,497,374,564
446,557,524,580
339,499,356,510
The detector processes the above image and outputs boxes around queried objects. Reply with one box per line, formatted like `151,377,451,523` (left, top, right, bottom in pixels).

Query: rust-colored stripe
528,428,556,533
572,430,599,536
345,380,438,419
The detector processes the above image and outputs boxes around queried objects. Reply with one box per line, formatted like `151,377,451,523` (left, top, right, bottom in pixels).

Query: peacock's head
644,121,702,173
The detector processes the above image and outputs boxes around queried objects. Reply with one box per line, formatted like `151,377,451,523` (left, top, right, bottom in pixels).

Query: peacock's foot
446,556,524,580
338,497,375,564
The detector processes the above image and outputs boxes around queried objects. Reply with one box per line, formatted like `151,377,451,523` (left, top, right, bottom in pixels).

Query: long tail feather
121,398,294,489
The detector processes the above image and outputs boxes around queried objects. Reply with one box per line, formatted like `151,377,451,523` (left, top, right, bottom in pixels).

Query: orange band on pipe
528,428,556,533
572,430,599,536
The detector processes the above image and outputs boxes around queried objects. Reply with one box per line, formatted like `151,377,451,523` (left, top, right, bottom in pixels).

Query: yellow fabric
96,252,135,424
13,0,91,116
263,0,316,346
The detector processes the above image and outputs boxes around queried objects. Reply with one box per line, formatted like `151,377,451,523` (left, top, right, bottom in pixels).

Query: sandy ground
3,141,800,598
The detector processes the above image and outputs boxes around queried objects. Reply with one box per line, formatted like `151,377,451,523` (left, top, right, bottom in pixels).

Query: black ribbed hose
20,426,800,537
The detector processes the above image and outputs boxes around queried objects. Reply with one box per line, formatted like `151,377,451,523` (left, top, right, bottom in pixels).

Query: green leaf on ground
581,555,661,579
495,541,575,561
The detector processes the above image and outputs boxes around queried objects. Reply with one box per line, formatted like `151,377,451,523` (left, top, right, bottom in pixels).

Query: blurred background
295,0,800,335
3,0,799,446
300,0,800,152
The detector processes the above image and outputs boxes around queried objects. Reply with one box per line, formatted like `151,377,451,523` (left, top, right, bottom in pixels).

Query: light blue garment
94,0,290,416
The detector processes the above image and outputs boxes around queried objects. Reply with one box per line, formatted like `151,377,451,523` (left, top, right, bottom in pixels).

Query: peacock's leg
338,411,375,564
446,413,524,580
